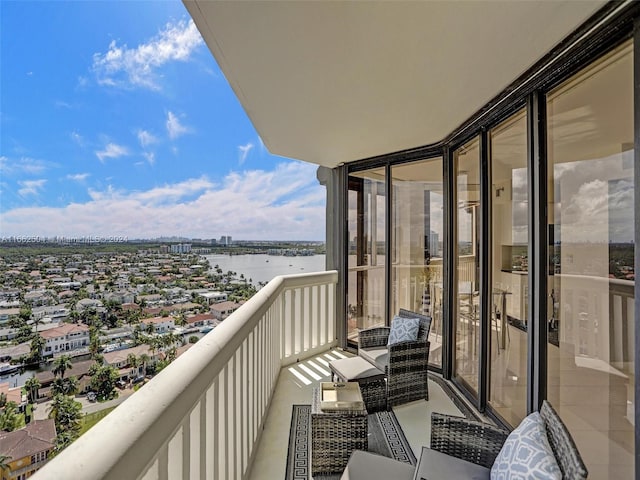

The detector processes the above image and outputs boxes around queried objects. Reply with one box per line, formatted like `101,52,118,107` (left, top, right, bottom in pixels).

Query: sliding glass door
347,168,386,345
488,109,528,426
454,138,481,393
546,41,634,479
391,157,444,367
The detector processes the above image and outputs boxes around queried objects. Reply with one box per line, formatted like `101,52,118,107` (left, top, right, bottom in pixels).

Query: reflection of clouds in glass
511,168,528,201
555,153,634,243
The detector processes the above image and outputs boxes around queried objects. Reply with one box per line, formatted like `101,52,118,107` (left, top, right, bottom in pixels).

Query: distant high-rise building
219,236,232,245
170,243,192,254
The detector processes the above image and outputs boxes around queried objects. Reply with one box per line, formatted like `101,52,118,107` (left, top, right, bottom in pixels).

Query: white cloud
18,179,46,196
143,152,156,166
96,143,129,162
238,143,254,165
67,173,90,182
166,111,189,140
137,129,158,147
1,162,326,240
0,156,51,175
92,19,203,90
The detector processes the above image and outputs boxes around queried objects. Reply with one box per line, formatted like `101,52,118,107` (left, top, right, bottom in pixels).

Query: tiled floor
248,349,472,480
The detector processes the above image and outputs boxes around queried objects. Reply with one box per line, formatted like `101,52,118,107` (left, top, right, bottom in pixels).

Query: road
33,386,136,420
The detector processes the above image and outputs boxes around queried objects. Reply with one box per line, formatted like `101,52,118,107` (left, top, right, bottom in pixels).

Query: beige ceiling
184,0,605,169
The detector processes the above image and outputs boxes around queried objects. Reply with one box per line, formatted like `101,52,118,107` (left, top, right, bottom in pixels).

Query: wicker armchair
430,400,588,479
358,308,431,408
341,400,587,480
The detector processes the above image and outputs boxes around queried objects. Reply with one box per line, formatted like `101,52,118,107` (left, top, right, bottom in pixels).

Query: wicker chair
340,400,588,480
429,400,588,479
358,308,431,408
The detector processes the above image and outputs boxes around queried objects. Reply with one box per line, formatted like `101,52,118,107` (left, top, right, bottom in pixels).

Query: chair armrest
359,327,390,349
430,413,508,468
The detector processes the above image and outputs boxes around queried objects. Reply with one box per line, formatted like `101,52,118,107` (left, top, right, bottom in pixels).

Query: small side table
311,383,368,475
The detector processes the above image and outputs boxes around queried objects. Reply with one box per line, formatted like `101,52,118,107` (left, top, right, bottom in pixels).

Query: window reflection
547,41,634,479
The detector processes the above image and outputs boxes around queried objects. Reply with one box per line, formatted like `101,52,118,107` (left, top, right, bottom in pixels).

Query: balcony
34,269,468,479
35,271,341,479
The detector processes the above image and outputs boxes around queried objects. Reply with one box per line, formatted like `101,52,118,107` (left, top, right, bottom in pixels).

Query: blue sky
0,1,325,241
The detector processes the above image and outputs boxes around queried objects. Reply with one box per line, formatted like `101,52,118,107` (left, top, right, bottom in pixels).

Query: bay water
204,253,326,285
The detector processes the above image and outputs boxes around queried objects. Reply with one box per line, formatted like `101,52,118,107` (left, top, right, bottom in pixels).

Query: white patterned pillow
387,316,421,346
491,412,562,480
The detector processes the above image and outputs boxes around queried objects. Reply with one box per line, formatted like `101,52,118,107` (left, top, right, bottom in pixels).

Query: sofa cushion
414,446,490,480
330,356,385,381
388,315,421,346
340,451,414,480
490,412,561,480
358,347,388,372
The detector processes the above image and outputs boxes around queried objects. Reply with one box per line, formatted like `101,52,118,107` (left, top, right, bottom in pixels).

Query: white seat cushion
340,451,414,480
330,356,384,381
358,347,388,372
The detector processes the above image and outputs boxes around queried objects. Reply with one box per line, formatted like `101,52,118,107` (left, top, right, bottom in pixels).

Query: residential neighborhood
0,246,253,477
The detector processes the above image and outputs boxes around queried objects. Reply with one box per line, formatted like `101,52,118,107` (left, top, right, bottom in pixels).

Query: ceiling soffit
185,1,605,168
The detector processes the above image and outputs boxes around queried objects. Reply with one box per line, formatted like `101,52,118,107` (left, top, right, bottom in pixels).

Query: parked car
87,392,97,402
115,380,127,389
132,376,145,385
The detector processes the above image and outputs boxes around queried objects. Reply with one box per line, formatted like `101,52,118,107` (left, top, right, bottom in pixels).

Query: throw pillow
387,316,421,346
491,412,562,480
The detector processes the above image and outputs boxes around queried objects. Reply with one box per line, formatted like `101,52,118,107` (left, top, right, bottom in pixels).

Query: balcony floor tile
249,349,470,480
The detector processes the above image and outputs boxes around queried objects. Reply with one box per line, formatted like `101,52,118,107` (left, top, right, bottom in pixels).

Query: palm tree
49,394,82,438
51,376,78,396
24,376,41,404
29,334,45,365
139,353,151,377
52,354,73,379
127,353,140,377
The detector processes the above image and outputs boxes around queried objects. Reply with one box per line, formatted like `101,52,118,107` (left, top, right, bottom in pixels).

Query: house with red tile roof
40,323,89,358
0,419,56,479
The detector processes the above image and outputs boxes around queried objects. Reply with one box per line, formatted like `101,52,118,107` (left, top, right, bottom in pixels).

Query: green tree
24,376,41,404
52,354,73,379
89,364,119,400
54,430,76,454
0,402,23,432
51,376,78,396
139,353,151,377
19,306,32,322
29,334,45,364
49,394,82,440
15,324,34,344
127,353,140,377
188,335,199,344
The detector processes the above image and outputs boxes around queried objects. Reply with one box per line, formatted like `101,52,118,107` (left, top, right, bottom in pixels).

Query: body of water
204,253,326,285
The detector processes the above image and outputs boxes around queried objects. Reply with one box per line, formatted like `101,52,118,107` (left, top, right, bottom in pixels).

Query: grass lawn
80,406,117,435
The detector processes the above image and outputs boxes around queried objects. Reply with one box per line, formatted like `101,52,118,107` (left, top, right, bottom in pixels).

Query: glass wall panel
547,41,634,479
391,157,444,367
489,110,528,426
454,138,480,392
347,168,387,344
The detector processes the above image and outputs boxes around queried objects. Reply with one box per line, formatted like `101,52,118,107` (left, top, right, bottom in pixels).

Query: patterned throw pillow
387,316,421,346
491,412,562,480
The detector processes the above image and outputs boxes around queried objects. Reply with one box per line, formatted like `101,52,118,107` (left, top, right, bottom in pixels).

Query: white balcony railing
35,270,338,480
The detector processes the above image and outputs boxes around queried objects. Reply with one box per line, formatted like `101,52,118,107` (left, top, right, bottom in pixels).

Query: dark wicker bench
340,400,588,480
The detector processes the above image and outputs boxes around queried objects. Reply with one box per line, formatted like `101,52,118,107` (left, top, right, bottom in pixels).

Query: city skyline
0,1,326,241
